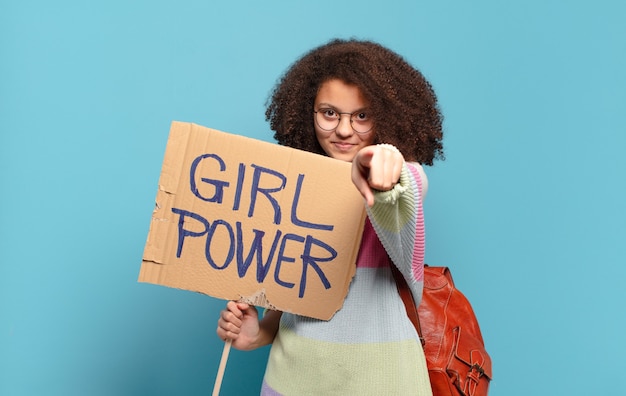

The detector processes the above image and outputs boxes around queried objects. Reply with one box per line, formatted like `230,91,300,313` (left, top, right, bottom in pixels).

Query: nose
335,115,354,137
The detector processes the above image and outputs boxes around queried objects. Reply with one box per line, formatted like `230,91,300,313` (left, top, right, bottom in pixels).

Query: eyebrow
315,103,369,113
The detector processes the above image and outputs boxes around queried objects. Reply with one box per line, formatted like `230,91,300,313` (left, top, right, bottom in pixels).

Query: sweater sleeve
366,161,426,305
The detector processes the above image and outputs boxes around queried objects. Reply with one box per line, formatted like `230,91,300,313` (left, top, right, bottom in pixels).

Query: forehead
315,79,368,109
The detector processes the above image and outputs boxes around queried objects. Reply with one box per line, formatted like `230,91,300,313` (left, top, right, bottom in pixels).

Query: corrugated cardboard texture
139,122,366,320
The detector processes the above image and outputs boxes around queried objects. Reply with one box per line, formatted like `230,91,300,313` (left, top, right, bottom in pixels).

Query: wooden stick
212,339,232,396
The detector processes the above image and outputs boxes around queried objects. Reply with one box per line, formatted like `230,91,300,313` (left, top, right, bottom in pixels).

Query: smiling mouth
333,142,355,150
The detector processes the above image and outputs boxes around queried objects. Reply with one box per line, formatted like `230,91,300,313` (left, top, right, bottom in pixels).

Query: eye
353,112,368,121
320,108,338,119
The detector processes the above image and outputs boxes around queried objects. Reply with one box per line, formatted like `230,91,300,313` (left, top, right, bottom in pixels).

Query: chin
321,145,356,162
330,153,355,162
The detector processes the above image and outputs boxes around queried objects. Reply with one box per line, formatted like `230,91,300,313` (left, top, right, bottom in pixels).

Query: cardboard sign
139,122,366,320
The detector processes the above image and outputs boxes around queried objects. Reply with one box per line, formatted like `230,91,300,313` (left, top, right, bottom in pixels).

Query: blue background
1,1,624,395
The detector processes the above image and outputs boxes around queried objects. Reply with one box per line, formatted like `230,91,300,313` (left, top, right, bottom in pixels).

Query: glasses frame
313,108,374,135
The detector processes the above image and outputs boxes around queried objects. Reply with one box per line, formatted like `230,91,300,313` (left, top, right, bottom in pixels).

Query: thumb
238,303,259,320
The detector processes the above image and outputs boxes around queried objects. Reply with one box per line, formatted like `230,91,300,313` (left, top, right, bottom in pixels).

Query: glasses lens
315,109,339,131
351,112,373,134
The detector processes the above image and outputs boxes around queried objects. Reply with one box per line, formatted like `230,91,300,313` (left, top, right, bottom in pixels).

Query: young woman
217,38,444,395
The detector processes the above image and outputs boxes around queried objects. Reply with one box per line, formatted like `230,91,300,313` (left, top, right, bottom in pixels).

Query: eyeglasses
314,108,374,134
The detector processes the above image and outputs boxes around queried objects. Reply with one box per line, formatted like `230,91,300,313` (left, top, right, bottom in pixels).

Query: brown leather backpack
392,265,492,396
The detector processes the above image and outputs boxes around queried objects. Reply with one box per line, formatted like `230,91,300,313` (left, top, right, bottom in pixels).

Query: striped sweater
260,162,432,396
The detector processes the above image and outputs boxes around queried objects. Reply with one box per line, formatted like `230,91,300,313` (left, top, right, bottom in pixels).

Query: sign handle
212,339,232,396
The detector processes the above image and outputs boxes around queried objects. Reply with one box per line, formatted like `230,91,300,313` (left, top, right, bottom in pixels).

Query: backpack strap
390,263,425,346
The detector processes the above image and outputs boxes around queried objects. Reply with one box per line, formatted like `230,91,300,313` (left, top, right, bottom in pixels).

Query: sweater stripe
408,163,425,282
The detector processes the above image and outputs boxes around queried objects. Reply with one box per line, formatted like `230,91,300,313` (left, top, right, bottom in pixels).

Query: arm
216,301,282,351
352,144,427,300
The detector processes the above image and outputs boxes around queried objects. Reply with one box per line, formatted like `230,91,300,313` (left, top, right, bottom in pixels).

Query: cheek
361,132,376,146
314,128,324,145
314,129,331,155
